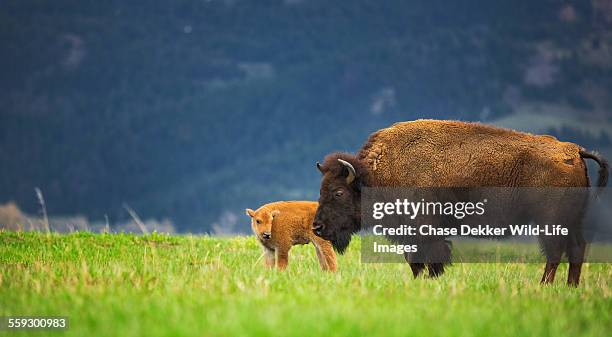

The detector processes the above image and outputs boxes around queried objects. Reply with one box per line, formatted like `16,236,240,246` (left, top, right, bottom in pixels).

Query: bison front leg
427,263,445,278
403,252,426,278
424,240,451,278
409,263,426,278
405,240,451,279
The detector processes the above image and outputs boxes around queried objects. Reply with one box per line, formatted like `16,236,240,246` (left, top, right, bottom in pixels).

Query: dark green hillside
1,1,610,231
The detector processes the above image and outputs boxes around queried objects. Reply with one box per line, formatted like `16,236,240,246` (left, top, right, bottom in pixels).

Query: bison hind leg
540,262,560,284
538,195,588,286
539,235,564,284
566,198,588,287
566,230,587,287
535,189,589,286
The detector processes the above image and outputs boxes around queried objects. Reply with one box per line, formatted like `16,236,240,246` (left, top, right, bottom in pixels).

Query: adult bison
312,120,608,286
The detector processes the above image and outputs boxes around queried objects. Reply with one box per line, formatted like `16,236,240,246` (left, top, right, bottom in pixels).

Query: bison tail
580,149,609,188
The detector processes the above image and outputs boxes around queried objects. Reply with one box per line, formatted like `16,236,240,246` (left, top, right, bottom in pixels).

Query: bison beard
313,204,361,255
328,226,357,254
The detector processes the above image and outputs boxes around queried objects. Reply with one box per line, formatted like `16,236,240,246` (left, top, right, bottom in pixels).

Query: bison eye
334,190,344,198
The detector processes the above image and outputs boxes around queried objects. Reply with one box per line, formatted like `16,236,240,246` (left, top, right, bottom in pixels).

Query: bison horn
337,159,356,184
316,161,324,173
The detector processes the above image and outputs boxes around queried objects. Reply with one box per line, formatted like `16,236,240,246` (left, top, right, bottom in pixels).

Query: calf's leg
263,247,275,269
275,246,290,270
314,247,328,269
313,238,337,272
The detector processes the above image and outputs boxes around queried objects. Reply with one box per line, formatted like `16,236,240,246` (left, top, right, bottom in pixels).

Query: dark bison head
313,153,369,254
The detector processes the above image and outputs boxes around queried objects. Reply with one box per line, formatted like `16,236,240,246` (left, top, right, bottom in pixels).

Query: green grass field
1,231,610,337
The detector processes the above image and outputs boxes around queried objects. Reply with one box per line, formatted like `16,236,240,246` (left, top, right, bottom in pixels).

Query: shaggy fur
247,201,337,271
358,120,592,187
314,120,609,286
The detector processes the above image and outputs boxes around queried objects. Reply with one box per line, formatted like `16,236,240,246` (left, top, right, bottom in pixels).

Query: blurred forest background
1,0,611,233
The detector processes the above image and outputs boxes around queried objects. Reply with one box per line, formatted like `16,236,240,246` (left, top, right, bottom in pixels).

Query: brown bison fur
359,120,594,187
314,119,609,286
246,201,337,271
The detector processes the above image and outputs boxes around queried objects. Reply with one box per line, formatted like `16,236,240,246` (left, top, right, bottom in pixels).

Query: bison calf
246,201,337,271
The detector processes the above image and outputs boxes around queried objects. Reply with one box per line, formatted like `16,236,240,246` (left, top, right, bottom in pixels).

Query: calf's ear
246,209,255,217
271,210,280,218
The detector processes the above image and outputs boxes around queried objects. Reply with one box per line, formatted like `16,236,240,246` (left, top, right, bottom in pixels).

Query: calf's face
246,208,280,242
